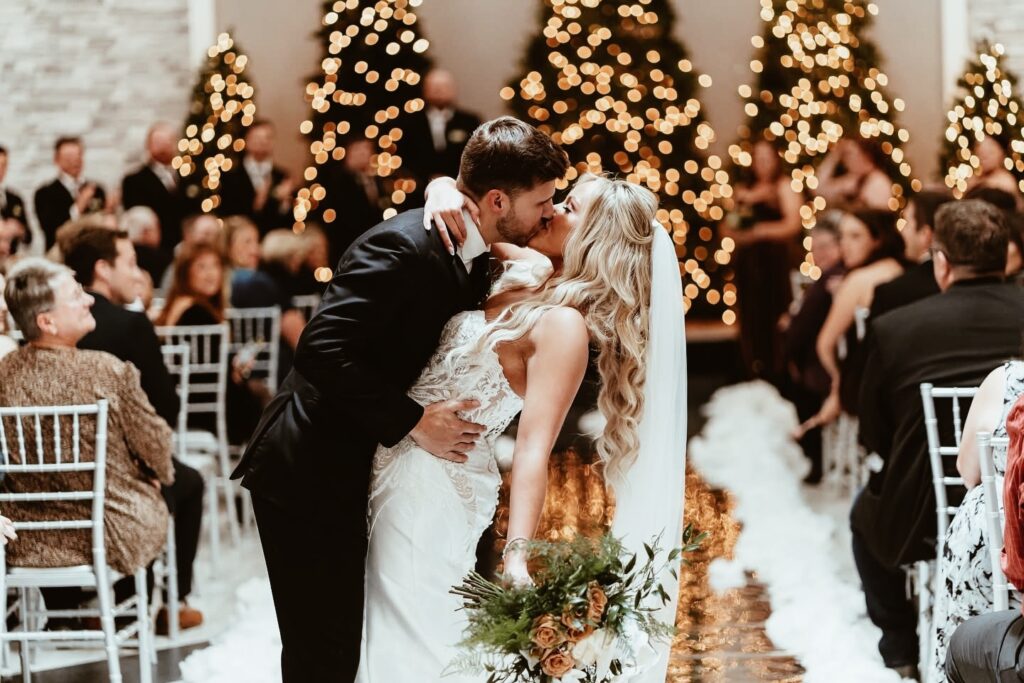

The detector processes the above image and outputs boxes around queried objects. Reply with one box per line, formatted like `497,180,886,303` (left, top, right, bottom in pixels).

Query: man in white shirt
218,120,295,234
34,136,107,249
123,122,194,251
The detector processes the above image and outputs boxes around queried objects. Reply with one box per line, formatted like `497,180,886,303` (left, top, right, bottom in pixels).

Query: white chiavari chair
916,382,977,675
225,307,281,395
978,432,1013,612
156,324,239,558
0,401,154,683
290,294,321,322
824,307,872,493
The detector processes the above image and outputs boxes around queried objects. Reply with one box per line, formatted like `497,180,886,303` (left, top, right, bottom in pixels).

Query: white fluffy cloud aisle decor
689,381,901,683
175,578,281,683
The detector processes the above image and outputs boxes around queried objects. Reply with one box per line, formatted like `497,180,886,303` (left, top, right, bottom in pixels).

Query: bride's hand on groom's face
423,176,480,255
409,399,485,463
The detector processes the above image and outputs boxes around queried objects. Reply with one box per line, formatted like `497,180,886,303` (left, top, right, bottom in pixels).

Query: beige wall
218,0,948,182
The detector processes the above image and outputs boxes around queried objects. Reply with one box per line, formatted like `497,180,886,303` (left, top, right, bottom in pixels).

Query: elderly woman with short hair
0,257,173,575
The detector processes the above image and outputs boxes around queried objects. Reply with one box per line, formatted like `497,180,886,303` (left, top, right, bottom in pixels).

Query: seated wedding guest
318,137,385,264
122,205,171,287
403,68,482,185
0,146,28,246
721,139,803,381
854,199,1024,678
946,395,1024,682
218,120,294,234
122,122,192,251
158,213,222,292
966,135,1020,199
49,213,117,264
156,242,263,443
783,218,846,483
296,223,332,294
259,228,311,301
0,258,172,591
34,136,107,249
816,138,893,210
224,216,304,350
807,209,905,426
0,270,17,358
931,359,1024,679
62,225,204,632
870,190,953,319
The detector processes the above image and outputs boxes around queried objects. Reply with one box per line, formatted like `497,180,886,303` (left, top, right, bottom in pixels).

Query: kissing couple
231,116,688,682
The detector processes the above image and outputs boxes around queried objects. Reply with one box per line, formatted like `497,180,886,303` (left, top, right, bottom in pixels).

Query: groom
231,116,569,682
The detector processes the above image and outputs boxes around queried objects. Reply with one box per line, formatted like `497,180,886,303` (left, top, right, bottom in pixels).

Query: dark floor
7,334,750,683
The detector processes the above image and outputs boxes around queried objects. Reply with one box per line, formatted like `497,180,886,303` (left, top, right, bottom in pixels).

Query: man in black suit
869,190,953,319
64,226,205,634
0,145,29,248
122,122,193,253
231,117,569,682
318,137,386,264
853,199,1024,677
403,68,483,188
218,120,294,234
34,136,107,249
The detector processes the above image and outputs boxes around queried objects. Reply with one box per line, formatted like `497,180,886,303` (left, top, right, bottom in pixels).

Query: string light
941,41,1024,197
294,0,430,232
174,32,256,213
731,0,917,276
503,0,735,324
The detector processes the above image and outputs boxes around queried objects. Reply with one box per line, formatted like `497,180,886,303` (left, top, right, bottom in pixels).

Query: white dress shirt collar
58,172,80,196
458,210,489,272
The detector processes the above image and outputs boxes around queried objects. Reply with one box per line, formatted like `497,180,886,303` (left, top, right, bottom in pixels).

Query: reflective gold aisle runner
668,471,804,682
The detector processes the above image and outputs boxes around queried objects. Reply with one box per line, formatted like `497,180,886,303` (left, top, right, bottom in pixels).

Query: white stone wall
0,0,192,235
967,0,1024,76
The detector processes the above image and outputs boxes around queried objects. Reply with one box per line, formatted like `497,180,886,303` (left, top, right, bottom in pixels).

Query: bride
356,173,687,682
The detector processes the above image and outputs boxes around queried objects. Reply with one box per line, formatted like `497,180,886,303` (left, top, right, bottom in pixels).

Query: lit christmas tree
731,0,917,270
294,0,432,230
174,32,257,214
941,41,1024,196
503,0,735,323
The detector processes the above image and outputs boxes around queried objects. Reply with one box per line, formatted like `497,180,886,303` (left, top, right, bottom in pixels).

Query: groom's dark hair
458,116,569,199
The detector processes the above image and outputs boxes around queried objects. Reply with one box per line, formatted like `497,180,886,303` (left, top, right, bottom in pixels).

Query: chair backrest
160,343,191,459
0,401,110,567
225,307,281,394
978,432,1013,612
155,324,228,428
290,294,321,322
920,383,978,551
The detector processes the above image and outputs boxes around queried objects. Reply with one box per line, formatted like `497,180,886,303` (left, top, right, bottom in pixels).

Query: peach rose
586,581,608,624
560,601,593,642
540,647,576,677
530,614,566,650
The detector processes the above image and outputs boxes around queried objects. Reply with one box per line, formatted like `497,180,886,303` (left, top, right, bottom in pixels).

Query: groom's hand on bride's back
409,399,485,463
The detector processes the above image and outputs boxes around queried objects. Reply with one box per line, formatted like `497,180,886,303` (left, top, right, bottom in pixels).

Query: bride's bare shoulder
532,306,588,346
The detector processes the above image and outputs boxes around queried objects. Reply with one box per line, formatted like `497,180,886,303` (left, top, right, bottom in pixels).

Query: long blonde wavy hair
460,174,659,480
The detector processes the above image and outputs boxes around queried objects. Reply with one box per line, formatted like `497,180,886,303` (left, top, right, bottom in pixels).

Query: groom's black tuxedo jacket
231,208,491,513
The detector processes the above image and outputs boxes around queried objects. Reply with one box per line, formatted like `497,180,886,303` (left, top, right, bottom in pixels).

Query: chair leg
134,570,152,683
166,519,180,641
206,475,220,567
17,588,29,681
96,574,122,683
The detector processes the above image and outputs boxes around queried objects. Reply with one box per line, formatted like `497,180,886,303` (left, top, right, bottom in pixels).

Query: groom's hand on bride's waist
409,399,485,463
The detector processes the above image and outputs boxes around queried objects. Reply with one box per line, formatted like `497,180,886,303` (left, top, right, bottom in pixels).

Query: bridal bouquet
447,526,704,682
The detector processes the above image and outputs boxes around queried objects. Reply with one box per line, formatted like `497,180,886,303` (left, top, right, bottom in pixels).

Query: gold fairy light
733,0,915,276
506,0,736,323
174,32,256,213
941,42,1024,197
295,0,430,232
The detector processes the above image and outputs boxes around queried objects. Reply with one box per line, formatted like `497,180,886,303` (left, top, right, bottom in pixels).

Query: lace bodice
368,310,523,539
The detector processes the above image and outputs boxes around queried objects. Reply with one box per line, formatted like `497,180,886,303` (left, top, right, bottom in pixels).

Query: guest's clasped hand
0,515,16,546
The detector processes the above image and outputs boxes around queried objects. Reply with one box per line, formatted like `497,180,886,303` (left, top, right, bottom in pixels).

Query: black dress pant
252,492,365,683
947,610,1024,682
850,498,918,668
163,457,204,599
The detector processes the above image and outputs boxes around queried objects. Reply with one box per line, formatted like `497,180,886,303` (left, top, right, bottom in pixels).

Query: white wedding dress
356,309,524,682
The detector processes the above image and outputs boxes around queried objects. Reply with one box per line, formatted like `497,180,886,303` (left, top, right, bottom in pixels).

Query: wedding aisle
175,381,900,683
688,382,902,683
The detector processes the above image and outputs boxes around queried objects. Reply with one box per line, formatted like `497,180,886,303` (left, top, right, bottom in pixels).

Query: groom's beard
496,207,543,247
